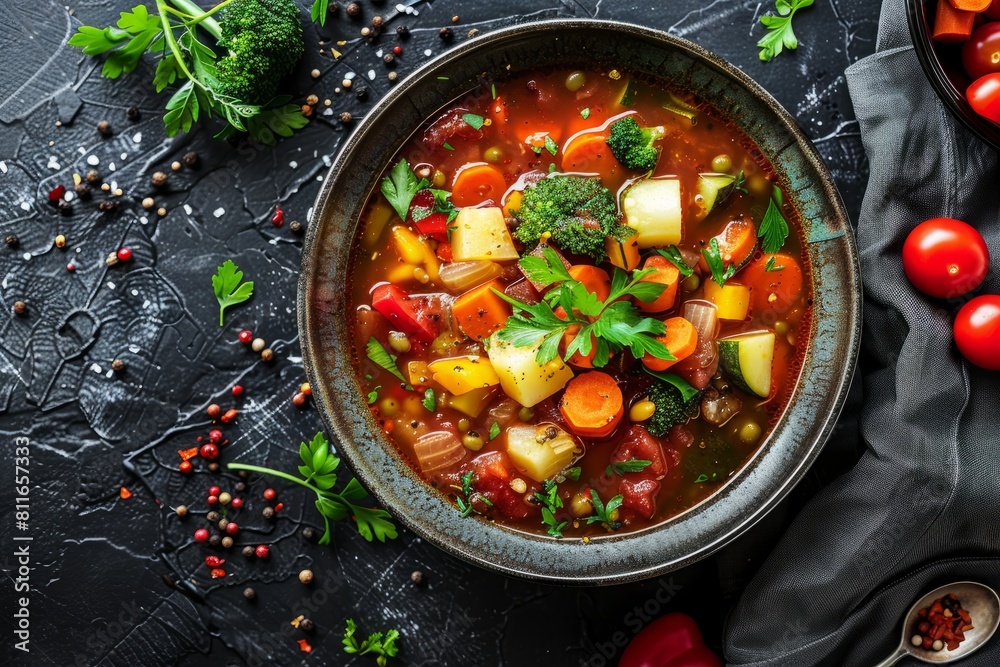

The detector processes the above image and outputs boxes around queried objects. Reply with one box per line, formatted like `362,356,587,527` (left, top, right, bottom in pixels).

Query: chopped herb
657,246,694,277
421,388,436,412
694,472,720,484
757,0,815,62
533,480,567,538
548,163,557,174
544,135,559,156
428,188,460,223
491,83,497,99
461,113,485,130
488,422,500,441
442,142,454,151
453,471,477,518
531,145,543,155
437,76,450,80
367,387,381,404
580,107,591,120
365,337,409,386
758,188,790,253
764,255,785,272
212,259,254,327
342,618,400,666
701,237,737,287
585,489,623,531
564,466,582,481
606,459,653,476
381,159,430,221
734,170,749,194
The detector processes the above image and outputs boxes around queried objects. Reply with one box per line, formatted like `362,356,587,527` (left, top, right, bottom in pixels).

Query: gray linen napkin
723,0,1000,665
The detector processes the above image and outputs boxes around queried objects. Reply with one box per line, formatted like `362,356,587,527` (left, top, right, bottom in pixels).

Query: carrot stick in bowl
948,0,991,12
934,0,976,43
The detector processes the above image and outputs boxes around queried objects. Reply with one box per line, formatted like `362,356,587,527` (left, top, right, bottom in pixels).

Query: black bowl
907,0,1000,150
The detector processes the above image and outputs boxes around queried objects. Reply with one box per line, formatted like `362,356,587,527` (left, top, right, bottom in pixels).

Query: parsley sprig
228,432,398,544
212,259,254,326
452,471,491,518
492,248,674,368
757,0,815,62
343,619,400,666
381,159,430,221
586,489,624,531
758,186,791,253
701,238,737,288
533,480,567,538
606,459,653,476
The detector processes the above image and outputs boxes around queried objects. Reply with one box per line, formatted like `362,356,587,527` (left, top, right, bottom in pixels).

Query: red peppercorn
271,207,284,226
207,403,221,419
393,45,402,55
205,555,225,567
210,567,226,579
48,184,66,201
116,247,132,262
225,522,239,535
208,485,221,497
255,544,270,558
207,494,219,505
200,443,219,459
179,460,193,474
194,528,209,542
232,385,244,397
208,429,223,444
292,392,307,407
238,329,253,344
66,263,75,272
221,409,238,424
231,497,243,509
263,488,276,500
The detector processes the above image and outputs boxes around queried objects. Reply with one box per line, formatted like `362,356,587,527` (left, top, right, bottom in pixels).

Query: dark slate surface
0,1,878,665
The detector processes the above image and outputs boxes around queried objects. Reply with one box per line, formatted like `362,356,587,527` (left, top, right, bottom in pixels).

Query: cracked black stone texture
0,1,877,665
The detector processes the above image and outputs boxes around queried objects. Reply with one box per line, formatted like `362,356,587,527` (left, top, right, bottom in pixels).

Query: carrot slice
561,133,617,181
934,0,976,42
568,265,612,302
452,279,511,341
698,216,758,274
642,317,698,372
636,255,680,313
740,253,804,315
949,0,990,12
452,164,508,207
559,371,624,438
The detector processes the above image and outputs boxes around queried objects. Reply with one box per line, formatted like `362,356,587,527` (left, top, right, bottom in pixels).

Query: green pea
711,154,733,173
565,71,587,92
483,146,503,163
739,421,762,445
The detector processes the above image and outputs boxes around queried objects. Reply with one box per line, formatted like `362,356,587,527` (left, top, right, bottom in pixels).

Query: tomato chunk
619,476,661,520
471,452,534,520
612,425,669,479
370,284,439,343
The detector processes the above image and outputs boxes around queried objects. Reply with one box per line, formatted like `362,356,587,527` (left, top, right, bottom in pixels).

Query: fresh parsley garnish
442,142,455,151
757,0,815,62
531,145,543,155
493,248,674,367
212,259,254,327
764,255,785,272
428,188,460,223
365,337,410,387
564,466,582,481
734,170,749,194
758,187,790,253
367,387,381,404
585,489,624,531
548,163,557,174
534,479,567,538
701,238,737,288
421,388,436,412
453,471,480,518
606,459,653,476
694,472,720,484
381,159,430,221
642,368,700,402
343,618,400,666
228,432,398,544
462,113,485,130
580,108,591,120
544,135,559,156
491,83,497,99
488,422,500,441
657,246,694,277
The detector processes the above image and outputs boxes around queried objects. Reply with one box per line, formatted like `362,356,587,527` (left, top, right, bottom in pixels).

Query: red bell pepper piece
619,613,722,667
370,284,438,343
413,211,451,242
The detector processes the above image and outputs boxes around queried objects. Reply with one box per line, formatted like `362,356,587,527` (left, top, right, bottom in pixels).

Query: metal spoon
875,582,1000,666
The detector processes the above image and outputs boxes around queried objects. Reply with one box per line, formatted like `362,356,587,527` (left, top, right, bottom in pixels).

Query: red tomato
967,73,1000,124
962,23,1000,81
902,218,990,298
954,295,1000,371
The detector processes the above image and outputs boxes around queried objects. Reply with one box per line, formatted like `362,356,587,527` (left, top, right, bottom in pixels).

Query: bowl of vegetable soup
299,19,861,584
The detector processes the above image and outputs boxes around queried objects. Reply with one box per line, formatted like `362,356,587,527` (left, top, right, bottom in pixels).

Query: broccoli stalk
606,117,666,172
645,379,702,437
513,175,635,262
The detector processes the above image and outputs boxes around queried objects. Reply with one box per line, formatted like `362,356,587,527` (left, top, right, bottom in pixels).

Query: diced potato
505,423,582,482
704,281,751,321
605,233,641,270
622,178,682,248
451,207,520,262
428,356,500,395
443,387,495,418
486,335,574,407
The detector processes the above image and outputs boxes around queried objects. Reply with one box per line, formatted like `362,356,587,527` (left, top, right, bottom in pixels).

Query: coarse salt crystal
87,155,99,166
133,132,142,143
20,202,30,211
424,49,432,56
368,70,376,80
289,161,298,169
0,161,7,174
183,204,192,215
213,207,225,218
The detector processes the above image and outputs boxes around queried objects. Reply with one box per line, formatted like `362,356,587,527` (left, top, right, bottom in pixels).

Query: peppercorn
383,53,394,65
355,87,369,101
231,497,242,509
225,522,239,535
289,220,303,233
74,182,91,199
387,71,398,82
251,337,266,352
263,488,276,500
208,429,223,444
221,408,238,423
299,569,314,584
111,358,125,372
221,493,234,506
290,392,305,407
217,517,228,530
171,160,182,171
340,112,353,123
237,470,248,479
439,27,454,42
372,15,383,28
262,507,275,520
410,570,425,585
97,120,112,136
310,69,321,79
255,544,269,558
361,27,372,37
221,536,234,548
66,263,76,272
86,170,101,184
302,527,316,541
235,481,246,492
301,104,314,118
57,199,73,215
208,534,222,547
176,505,188,517
232,385,244,398
141,197,154,210
98,201,119,213
117,246,134,261
5,234,18,248
346,1,360,16
157,207,167,217
207,510,221,522
208,495,219,505
300,618,315,632
396,25,409,38
243,587,256,600
200,443,219,459
194,528,209,542
101,183,111,192
127,106,141,121
242,545,255,558
238,330,253,344
151,171,167,187
207,462,220,472
207,404,221,419
48,185,66,202
305,94,319,106
54,234,66,248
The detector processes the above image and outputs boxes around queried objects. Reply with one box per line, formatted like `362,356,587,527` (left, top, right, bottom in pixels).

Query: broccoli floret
606,117,665,172
513,175,633,262
646,380,702,437
215,0,305,104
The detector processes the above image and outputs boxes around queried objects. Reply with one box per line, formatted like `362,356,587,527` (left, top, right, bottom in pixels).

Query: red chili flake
116,247,132,262
232,385,244,397
119,487,132,499
271,206,284,227
210,567,226,579
238,329,253,344
48,184,66,201
255,544,270,558
179,447,199,461
393,46,402,55
179,460,193,474
274,502,284,513
205,555,225,567
297,639,313,654
221,409,238,424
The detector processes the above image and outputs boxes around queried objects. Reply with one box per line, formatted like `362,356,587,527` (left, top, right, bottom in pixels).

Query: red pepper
370,283,438,343
413,211,450,242
619,613,722,667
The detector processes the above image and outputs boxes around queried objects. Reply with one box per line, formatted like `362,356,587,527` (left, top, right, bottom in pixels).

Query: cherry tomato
967,73,1000,124
962,23,1000,81
902,218,990,299
954,295,1000,371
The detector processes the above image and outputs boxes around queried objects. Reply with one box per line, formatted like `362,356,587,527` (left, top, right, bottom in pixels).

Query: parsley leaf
757,0,815,62
365,337,410,386
343,618,400,666
533,480,567,538
462,113,485,130
519,247,574,287
453,471,480,518
421,388,436,412
381,159,430,221
491,83,497,99
585,489,624,531
443,142,455,151
606,459,653,476
367,387,380,404
657,246,694,277
488,422,500,441
701,238,737,287
758,189,791,253
544,135,559,156
564,466,582,481
212,259,254,327
580,108,591,120
764,255,786,272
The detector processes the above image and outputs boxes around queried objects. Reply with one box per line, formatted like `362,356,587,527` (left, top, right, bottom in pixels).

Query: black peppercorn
98,201,119,213
355,86,369,101
383,53,394,65
396,25,409,38
300,618,315,632
302,526,315,541
262,507,275,519
235,481,246,492
85,170,101,184
5,234,18,248
242,545,255,558
238,470,248,479
289,220,303,233
127,106,141,121
410,570,425,585
97,120,112,136
208,534,222,547
346,1,360,16
74,182,91,199
207,511,221,522
207,462,220,472
13,301,27,316
182,151,200,167
243,587,256,600
439,27,454,42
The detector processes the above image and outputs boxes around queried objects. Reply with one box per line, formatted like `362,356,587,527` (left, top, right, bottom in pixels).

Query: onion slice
438,260,503,292
413,431,467,473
